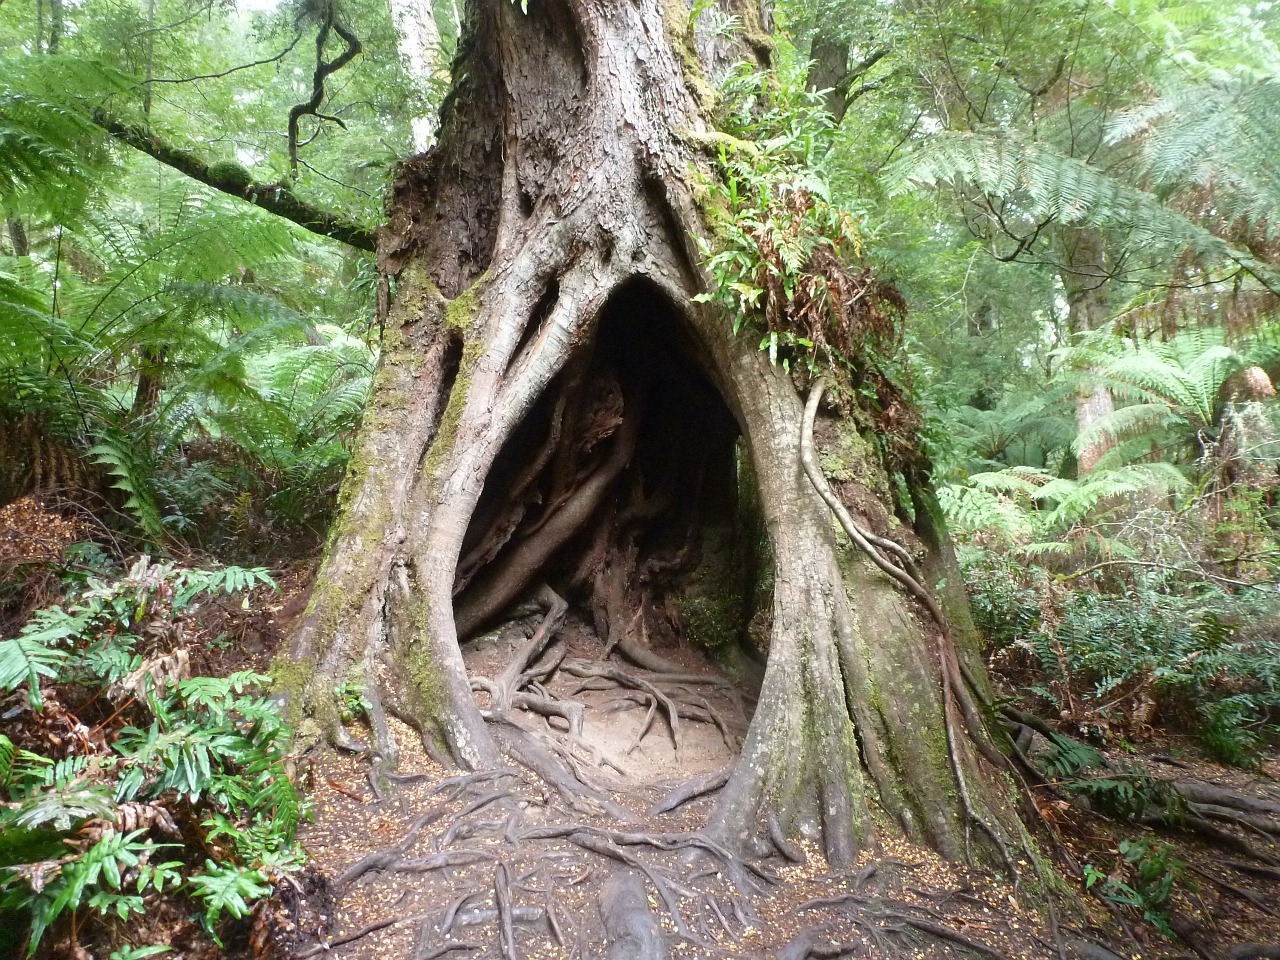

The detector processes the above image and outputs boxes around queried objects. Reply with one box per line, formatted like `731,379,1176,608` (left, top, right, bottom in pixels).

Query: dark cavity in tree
453,278,766,686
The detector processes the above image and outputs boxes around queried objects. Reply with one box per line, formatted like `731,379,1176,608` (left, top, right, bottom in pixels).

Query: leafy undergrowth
969,551,1280,948
0,553,309,959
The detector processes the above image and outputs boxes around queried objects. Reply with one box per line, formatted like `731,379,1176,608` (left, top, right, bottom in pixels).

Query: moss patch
821,418,894,506
444,272,486,333
269,654,316,728
659,0,719,112
422,337,483,481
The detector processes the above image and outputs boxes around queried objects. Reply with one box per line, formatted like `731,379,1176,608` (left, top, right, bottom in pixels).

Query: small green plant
0,557,306,956
1084,838,1185,935
334,679,371,724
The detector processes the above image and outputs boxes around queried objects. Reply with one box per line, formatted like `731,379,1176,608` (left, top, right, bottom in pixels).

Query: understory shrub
0,555,306,957
964,550,1280,764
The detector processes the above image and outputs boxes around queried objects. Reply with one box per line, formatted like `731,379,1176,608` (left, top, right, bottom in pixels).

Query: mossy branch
89,110,377,252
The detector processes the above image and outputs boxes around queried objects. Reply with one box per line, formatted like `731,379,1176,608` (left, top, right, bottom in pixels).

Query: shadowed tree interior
455,278,763,684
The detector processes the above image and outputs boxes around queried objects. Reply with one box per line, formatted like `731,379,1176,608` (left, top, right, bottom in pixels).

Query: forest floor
240,581,1280,960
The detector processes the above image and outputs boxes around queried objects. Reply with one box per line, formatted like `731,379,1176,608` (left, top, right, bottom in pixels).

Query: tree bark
282,0,1019,870
1063,228,1114,474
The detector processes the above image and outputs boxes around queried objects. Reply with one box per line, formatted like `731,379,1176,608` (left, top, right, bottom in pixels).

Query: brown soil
280,623,1063,960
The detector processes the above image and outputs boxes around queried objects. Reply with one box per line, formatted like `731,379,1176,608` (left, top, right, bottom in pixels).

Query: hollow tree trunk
280,0,1019,869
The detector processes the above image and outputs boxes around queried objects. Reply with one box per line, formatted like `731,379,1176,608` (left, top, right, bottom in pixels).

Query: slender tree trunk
282,0,1019,870
388,0,443,150
46,0,63,53
6,218,29,257
142,0,156,116
1063,228,1114,474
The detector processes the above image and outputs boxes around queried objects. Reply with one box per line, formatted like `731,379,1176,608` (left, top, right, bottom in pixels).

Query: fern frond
889,132,1280,283
1071,402,1180,457
0,633,73,706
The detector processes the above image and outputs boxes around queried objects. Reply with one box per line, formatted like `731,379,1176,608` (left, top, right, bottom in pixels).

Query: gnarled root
600,869,670,960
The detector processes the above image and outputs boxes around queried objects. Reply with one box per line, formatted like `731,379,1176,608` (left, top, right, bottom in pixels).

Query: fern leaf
0,635,72,706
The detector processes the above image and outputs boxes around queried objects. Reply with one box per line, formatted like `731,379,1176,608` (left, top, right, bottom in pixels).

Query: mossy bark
282,0,1021,871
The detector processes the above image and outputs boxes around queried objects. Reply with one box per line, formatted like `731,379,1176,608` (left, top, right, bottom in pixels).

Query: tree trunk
281,0,1019,871
1063,228,1114,474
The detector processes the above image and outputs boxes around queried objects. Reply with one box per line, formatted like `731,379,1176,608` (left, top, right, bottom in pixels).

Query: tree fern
1060,331,1251,464
889,132,1279,286
0,56,129,218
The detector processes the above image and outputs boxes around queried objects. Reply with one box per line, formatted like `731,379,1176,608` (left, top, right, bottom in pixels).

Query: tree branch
89,110,377,252
834,45,891,97
148,32,303,84
288,10,363,179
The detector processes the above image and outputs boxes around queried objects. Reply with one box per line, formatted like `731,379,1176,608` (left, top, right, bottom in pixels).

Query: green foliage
0,56,127,217
1085,839,1185,936
940,462,1190,555
0,38,381,553
967,547,1280,763
695,63,876,371
0,558,305,955
1061,330,1252,464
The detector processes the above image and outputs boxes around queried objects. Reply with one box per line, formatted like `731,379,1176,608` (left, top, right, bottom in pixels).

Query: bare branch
148,33,303,84
288,10,363,179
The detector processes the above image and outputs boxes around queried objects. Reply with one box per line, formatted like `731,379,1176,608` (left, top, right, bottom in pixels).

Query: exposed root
440,888,484,936
650,769,731,816
608,690,738,750
492,585,569,711
493,862,519,960
561,658,683,755
489,715,635,820
801,379,1019,881
335,806,450,887
1218,859,1280,881
767,813,805,863
792,893,1012,960
611,634,729,684
1186,862,1280,918
600,869,670,960
412,940,483,960
518,823,774,889
1226,947,1280,960
293,911,435,958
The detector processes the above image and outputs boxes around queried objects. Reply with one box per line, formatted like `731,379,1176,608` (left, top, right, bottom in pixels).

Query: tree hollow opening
452,278,769,774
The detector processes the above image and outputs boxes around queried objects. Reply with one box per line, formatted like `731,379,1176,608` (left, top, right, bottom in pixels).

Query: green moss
403,598,447,721
269,654,316,728
679,591,738,650
679,128,759,158
422,337,482,479
206,159,254,192
821,419,894,505
659,0,719,112
444,273,487,332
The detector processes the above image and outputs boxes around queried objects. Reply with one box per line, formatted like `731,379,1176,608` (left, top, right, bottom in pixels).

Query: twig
293,912,434,958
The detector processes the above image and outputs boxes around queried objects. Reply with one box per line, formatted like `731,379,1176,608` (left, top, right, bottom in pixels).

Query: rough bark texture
283,0,1018,870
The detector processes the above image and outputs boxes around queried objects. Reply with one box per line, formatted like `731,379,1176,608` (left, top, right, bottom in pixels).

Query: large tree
275,0,1026,879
